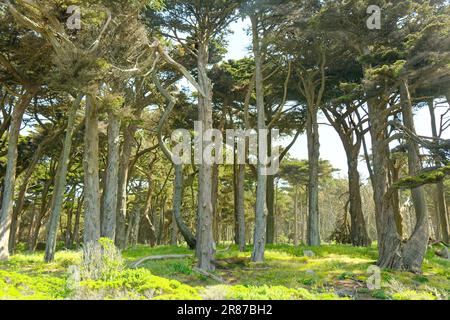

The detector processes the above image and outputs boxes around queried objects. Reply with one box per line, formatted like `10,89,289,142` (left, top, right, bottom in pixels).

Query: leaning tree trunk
28,176,52,251
73,193,83,249
347,151,371,247
195,42,216,271
9,139,46,253
101,111,121,240
307,105,321,246
399,80,429,272
44,95,81,262
83,94,101,246
0,90,35,260
250,14,268,263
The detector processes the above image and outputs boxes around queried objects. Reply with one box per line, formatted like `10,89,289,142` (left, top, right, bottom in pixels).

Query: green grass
0,243,448,300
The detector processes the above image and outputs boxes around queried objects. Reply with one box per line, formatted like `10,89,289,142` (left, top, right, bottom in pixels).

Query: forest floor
0,243,448,300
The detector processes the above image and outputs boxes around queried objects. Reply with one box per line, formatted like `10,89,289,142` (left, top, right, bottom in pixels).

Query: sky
223,19,450,181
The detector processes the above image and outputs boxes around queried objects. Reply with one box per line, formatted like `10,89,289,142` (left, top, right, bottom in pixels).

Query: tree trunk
115,123,137,248
101,111,121,240
44,95,81,261
73,194,83,249
0,90,35,260
266,174,275,244
127,205,141,247
171,210,178,246
307,104,320,246
237,164,246,252
28,176,53,251
367,98,403,269
9,144,43,253
390,160,404,237
347,153,371,246
195,42,216,271
212,163,219,243
293,186,299,246
65,188,75,248
173,164,196,249
83,94,101,246
399,80,429,272
428,99,449,243
250,14,267,262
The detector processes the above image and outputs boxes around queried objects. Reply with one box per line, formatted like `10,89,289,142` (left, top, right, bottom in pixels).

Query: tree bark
307,104,320,246
28,175,53,251
347,153,371,246
0,90,35,260
212,163,219,243
44,95,81,261
173,164,196,249
115,123,137,248
427,100,449,243
250,14,267,262
171,210,178,246
195,42,216,271
389,159,404,237
101,111,121,240
399,80,429,272
9,135,50,253
367,97,403,269
266,172,275,244
83,94,101,246
73,193,83,249
237,164,246,252
293,186,299,246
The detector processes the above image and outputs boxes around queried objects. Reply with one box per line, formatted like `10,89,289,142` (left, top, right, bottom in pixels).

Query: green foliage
1,244,448,300
0,270,66,300
77,268,200,300
81,238,124,281
208,285,343,300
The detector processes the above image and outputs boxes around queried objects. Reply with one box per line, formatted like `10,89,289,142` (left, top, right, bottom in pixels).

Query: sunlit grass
0,243,448,300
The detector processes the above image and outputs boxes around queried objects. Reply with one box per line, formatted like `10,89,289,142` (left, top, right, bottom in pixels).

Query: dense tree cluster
0,0,449,274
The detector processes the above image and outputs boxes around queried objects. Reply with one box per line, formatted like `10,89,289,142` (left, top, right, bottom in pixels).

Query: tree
148,0,241,271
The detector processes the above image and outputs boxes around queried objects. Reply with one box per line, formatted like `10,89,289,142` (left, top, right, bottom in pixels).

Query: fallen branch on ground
130,254,193,268
192,267,226,283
